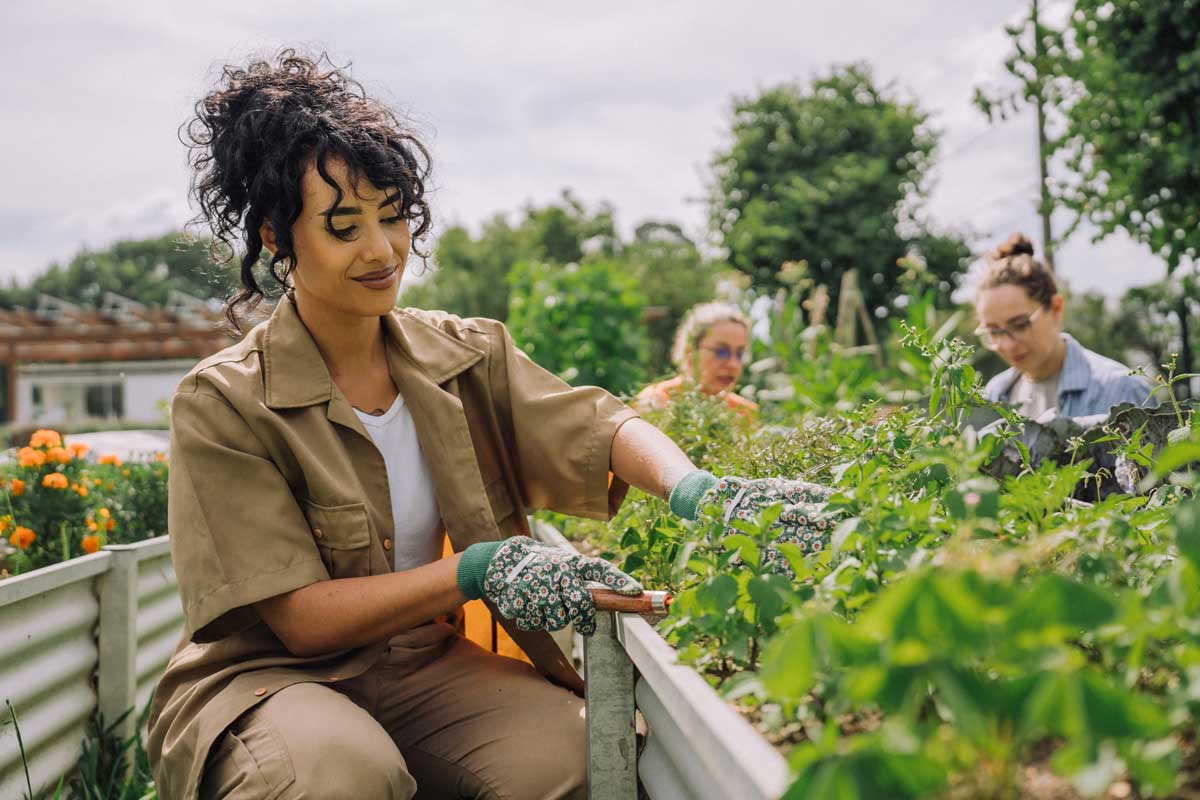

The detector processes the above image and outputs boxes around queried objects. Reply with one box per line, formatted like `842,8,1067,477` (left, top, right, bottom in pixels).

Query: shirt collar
1057,333,1092,394
263,294,484,409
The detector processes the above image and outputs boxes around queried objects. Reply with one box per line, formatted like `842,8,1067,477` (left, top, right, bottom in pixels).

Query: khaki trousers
198,622,587,800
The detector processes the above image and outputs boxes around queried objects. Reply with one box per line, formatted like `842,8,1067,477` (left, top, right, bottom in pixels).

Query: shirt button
313,528,323,539
383,539,392,551
254,687,267,697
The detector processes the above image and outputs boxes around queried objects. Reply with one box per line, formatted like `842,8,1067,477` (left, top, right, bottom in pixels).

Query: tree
400,191,617,321
0,233,239,308
622,221,724,377
974,0,1063,273
1048,0,1200,388
709,63,970,321
506,259,647,395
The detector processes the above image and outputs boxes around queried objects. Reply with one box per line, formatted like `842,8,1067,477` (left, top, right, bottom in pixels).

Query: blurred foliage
403,195,725,380
1047,0,1200,272
1066,276,1200,377
506,259,648,395
401,191,618,322
709,63,971,323
0,233,237,308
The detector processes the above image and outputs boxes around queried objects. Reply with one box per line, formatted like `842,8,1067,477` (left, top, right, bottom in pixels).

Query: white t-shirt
1011,372,1061,421
353,394,443,572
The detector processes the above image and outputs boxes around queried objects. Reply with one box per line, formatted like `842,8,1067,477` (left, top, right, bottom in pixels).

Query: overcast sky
0,0,1176,300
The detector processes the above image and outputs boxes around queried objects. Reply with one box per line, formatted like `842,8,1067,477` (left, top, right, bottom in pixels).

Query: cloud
0,0,1168,300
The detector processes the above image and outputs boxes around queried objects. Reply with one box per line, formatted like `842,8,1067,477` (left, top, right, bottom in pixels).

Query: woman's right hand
457,537,642,636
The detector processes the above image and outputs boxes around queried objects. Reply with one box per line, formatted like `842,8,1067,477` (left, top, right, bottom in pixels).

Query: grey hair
671,301,750,371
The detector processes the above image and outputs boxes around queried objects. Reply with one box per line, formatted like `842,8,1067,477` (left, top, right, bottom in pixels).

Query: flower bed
0,429,168,578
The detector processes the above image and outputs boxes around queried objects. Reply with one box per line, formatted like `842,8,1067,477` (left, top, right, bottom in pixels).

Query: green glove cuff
669,470,720,521
457,540,504,600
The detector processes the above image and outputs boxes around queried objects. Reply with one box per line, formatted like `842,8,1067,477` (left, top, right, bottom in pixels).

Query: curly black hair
183,49,432,330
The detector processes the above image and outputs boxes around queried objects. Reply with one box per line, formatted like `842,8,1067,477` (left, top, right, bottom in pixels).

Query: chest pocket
303,499,372,578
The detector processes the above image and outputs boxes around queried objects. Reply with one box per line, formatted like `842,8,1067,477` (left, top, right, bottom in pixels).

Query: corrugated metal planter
0,537,183,798
532,521,790,800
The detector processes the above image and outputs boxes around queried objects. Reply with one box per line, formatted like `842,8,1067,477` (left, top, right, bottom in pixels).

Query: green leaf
760,618,817,700
694,574,739,615
747,575,788,625
723,533,761,569
619,526,642,548
1172,499,1200,571
774,542,812,581
621,553,645,574
1008,575,1117,639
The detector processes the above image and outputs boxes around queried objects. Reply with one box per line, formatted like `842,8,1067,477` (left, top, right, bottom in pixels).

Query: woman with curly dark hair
150,50,834,800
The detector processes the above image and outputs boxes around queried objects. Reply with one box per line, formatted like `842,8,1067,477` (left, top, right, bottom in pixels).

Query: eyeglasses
701,345,750,363
974,306,1046,350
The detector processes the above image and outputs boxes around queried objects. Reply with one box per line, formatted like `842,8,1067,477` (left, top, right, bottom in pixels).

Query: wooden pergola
0,292,257,423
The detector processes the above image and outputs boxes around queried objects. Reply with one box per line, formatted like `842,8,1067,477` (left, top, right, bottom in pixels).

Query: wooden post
97,545,140,743
584,612,637,800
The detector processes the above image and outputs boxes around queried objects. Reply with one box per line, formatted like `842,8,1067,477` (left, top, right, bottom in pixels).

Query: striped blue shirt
985,333,1159,419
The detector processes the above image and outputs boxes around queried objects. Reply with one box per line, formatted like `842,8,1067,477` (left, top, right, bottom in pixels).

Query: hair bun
994,233,1035,260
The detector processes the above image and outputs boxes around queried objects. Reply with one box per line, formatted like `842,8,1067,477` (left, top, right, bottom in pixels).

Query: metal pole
97,545,140,743
584,612,638,800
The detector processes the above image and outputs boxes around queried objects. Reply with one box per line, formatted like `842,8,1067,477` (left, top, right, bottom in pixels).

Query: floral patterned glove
669,471,842,578
457,537,642,636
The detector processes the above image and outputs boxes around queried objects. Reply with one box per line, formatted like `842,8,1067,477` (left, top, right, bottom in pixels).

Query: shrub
506,259,647,395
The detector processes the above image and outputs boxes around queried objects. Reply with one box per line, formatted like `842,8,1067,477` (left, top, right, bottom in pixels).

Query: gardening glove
669,471,841,578
456,536,642,636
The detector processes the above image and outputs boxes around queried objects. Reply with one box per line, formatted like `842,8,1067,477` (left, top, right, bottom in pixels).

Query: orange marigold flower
29,429,62,449
47,447,72,464
97,507,110,519
154,452,168,463
68,441,91,458
42,473,69,490
98,453,123,466
10,479,25,496
18,447,46,468
106,517,115,531
86,518,98,531
10,526,35,549
81,534,101,554
122,469,130,477
75,484,89,498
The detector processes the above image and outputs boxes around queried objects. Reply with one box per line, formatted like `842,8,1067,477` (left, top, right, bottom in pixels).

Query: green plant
67,704,157,800
578,307,1197,797
506,258,647,394
0,430,168,577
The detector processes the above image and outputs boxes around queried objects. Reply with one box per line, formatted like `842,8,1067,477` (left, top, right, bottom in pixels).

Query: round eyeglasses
701,345,750,364
974,306,1046,350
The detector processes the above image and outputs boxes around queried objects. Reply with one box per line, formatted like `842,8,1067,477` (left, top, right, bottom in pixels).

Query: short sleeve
169,388,329,642
490,323,639,520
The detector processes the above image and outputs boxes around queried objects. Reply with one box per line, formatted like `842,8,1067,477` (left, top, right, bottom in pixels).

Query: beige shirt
147,295,637,800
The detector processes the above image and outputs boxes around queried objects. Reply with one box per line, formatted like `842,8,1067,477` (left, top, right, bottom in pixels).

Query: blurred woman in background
976,234,1157,421
636,301,758,416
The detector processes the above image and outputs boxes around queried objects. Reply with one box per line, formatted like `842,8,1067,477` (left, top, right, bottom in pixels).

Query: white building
0,292,240,428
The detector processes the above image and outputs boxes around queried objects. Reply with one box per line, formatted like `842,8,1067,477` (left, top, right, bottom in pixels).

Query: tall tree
709,63,970,321
1049,0,1200,390
974,0,1063,273
0,233,239,308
